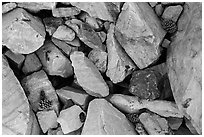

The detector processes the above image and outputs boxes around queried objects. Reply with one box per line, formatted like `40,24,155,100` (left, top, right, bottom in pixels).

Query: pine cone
126,113,139,123
38,99,52,110
161,19,177,34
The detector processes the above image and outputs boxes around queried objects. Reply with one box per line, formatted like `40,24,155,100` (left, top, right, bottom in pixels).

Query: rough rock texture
57,105,85,134
139,112,172,135
2,8,46,54
17,2,56,13
155,4,164,17
2,56,40,135
115,2,166,69
71,2,120,22
43,17,63,36
21,70,59,113
70,51,109,97
106,24,136,83
81,99,137,135
129,69,162,100
167,2,202,134
53,25,75,41
88,49,108,73
22,53,42,75
52,7,81,17
36,40,73,78
2,2,17,14
36,110,58,133
162,5,183,22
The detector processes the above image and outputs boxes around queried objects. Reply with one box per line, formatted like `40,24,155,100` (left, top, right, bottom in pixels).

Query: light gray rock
53,25,75,41
106,24,136,83
2,8,46,54
52,7,81,17
155,4,164,17
149,2,157,7
161,39,171,48
2,2,17,14
43,17,63,36
115,2,166,69
57,105,85,134
70,51,109,97
167,2,202,134
2,56,40,135
162,5,183,22
97,31,107,43
81,99,137,135
37,110,58,133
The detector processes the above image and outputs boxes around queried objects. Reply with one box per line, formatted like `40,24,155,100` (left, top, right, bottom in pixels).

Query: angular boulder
167,2,202,134
2,2,17,14
115,2,166,69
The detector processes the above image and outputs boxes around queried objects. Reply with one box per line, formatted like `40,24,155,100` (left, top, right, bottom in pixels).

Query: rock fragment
167,2,202,134
79,12,100,30
36,40,73,78
52,7,81,17
97,31,107,43
149,2,157,7
135,123,148,135
167,117,183,130
2,2,17,14
88,49,108,73
2,56,40,135
115,2,166,69
22,53,42,75
65,37,81,47
43,17,63,36
106,24,136,83
48,127,64,135
81,99,137,135
161,39,171,48
70,51,109,97
162,5,183,22
53,25,75,41
36,110,58,133
155,4,164,17
57,105,85,134
2,8,46,54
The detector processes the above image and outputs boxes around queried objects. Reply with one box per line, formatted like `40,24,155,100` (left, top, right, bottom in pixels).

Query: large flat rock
166,2,202,134
2,8,46,54
115,2,166,69
2,55,40,135
70,51,109,97
81,99,137,135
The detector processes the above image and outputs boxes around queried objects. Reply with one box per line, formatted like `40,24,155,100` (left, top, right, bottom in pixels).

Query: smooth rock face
36,40,73,78
52,7,81,17
22,53,42,75
129,69,161,100
51,37,72,55
162,5,183,22
2,8,46,54
57,105,85,134
37,110,58,133
2,2,17,14
115,2,166,69
53,25,75,41
43,17,63,36
82,99,137,135
70,51,109,97
167,2,202,134
2,56,40,135
106,24,136,83
155,4,164,17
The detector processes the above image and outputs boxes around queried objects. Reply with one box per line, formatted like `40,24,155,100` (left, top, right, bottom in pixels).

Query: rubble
70,51,109,97
22,53,42,75
52,7,81,17
81,99,137,135
106,24,136,83
2,8,46,54
162,5,183,22
57,105,85,134
2,2,17,14
43,17,63,36
115,2,166,69
36,40,73,78
53,25,75,41
167,2,202,134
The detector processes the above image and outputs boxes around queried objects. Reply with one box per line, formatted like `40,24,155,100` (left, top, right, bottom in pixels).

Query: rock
65,37,81,47
184,118,199,134
2,8,46,54
65,19,81,35
167,2,202,134
108,94,183,118
36,40,73,78
52,7,81,17
129,69,162,100
162,5,183,22
167,117,183,130
161,39,171,48
4,49,25,69
97,31,107,43
104,21,111,31
155,4,164,17
2,2,17,14
43,17,63,36
106,24,136,83
22,53,42,75
81,99,137,135
139,112,172,135
148,62,167,76
115,2,166,69
66,127,82,135
70,51,109,97
56,86,90,109
149,2,157,7
79,12,100,30
17,2,56,13
71,2,120,22
161,2,185,6
21,70,59,113
48,127,64,135
78,22,105,50
174,125,193,135
88,49,108,73
53,25,75,41
2,56,40,135
36,110,58,133
57,105,85,134
135,122,148,135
